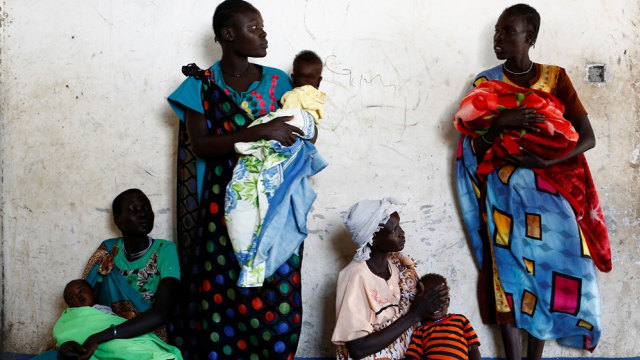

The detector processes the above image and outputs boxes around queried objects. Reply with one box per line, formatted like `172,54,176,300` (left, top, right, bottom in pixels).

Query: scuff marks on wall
631,145,640,169
0,0,7,352
2,0,640,356
0,4,9,30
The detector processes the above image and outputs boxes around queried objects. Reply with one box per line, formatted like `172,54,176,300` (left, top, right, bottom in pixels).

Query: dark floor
3,353,640,360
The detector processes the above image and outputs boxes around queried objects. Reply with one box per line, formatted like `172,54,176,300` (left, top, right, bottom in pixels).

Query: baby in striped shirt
404,273,481,360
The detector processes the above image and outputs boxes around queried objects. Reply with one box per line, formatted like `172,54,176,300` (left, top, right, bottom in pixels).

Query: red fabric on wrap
454,80,579,176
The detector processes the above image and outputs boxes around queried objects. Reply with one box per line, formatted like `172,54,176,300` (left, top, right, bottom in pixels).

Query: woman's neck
122,234,150,254
366,250,391,280
219,54,260,93
219,55,250,75
503,56,537,87
504,55,532,73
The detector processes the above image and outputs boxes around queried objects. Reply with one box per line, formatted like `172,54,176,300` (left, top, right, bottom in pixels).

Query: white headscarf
343,197,401,262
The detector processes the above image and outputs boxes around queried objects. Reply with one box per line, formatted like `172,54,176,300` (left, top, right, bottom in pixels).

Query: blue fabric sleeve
168,76,204,122
472,64,503,89
168,76,207,196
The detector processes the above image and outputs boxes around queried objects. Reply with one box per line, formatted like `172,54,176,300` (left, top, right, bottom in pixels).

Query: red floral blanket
454,80,611,272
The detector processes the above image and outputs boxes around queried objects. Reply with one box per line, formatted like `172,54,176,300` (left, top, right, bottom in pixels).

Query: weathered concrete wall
1,0,638,357
0,0,6,352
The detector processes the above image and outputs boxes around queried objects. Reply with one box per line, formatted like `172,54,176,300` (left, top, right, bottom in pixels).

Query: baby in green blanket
63,279,115,315
56,279,182,360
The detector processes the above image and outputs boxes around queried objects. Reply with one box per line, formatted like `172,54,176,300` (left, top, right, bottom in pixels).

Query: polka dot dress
172,64,301,360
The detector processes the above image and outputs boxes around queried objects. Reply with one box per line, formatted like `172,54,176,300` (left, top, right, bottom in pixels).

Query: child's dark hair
212,0,257,42
294,50,323,67
112,188,146,216
63,279,91,301
503,4,540,43
420,273,447,288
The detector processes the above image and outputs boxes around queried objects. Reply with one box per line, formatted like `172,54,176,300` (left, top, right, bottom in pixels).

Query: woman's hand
493,108,545,134
410,283,450,321
256,115,304,146
186,110,304,157
347,282,450,358
506,114,596,168
473,108,545,164
97,277,179,341
505,146,552,168
77,338,98,360
57,341,87,360
58,331,103,360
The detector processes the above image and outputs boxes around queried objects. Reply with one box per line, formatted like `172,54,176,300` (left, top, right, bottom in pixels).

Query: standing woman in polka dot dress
168,1,306,359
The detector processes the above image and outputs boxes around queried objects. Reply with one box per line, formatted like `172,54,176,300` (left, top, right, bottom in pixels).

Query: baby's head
292,50,323,89
419,273,450,320
64,279,95,308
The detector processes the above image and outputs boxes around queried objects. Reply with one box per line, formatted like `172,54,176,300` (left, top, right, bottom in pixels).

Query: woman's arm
504,114,595,168
346,284,449,359
75,277,179,359
471,107,596,169
186,109,304,158
347,310,420,359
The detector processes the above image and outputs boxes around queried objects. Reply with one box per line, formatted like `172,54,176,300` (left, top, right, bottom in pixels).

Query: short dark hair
212,0,257,42
293,50,323,67
503,4,541,43
112,188,146,216
420,273,447,289
63,279,91,302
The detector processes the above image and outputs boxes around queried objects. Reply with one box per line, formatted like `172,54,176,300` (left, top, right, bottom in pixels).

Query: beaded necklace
123,236,153,261
503,61,533,75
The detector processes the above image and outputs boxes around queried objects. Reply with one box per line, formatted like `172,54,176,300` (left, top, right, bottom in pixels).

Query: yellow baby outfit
280,84,327,124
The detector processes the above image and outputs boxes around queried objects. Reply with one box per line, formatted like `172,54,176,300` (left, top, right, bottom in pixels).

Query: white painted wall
1,0,639,357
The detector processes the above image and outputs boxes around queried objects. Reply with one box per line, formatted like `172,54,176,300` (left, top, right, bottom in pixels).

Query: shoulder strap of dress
182,63,207,80
197,69,254,133
102,238,120,254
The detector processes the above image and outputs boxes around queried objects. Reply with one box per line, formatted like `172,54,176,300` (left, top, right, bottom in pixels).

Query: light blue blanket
225,109,327,286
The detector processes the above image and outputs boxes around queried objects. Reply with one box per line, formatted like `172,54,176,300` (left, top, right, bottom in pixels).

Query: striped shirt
405,313,480,360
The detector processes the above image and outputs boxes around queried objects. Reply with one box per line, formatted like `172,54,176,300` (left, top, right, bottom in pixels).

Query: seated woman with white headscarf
331,198,449,360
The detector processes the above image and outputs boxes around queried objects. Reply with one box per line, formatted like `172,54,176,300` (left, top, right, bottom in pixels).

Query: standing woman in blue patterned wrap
455,4,608,360
167,1,307,359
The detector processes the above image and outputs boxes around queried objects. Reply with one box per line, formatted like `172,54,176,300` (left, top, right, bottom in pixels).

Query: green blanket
53,307,182,360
